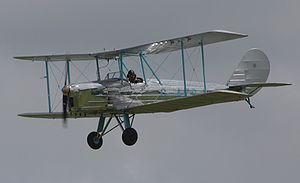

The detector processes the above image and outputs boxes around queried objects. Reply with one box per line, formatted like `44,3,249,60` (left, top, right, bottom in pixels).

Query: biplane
15,30,290,150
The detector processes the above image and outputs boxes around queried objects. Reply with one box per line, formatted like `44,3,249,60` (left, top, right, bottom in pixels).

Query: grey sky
0,0,299,183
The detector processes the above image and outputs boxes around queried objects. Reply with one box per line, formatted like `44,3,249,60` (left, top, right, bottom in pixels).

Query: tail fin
227,48,270,95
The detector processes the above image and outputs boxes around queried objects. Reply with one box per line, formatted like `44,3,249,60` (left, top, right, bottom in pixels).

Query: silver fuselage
68,78,228,117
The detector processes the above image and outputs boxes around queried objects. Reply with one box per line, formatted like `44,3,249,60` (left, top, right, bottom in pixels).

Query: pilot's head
127,70,136,82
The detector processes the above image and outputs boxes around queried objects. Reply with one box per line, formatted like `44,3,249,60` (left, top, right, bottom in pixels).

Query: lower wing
127,90,249,114
18,90,249,119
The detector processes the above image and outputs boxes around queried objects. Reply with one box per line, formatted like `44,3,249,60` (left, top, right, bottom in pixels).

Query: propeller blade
62,61,69,128
62,94,68,127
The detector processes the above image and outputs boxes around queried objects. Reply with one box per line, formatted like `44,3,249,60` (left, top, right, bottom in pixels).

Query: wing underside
14,30,247,61
128,90,249,114
18,112,113,119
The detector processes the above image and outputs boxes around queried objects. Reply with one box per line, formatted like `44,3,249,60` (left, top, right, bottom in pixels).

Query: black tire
87,131,103,150
122,128,138,146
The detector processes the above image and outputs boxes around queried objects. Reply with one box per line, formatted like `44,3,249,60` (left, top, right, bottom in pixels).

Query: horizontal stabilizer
128,90,249,114
228,82,291,96
229,82,291,88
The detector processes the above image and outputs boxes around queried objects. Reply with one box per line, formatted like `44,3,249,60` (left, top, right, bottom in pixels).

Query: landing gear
115,114,138,146
245,97,255,108
122,128,138,146
87,115,112,150
87,114,138,150
87,131,103,150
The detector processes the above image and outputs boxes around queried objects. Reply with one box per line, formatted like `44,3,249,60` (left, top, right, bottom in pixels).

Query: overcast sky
0,0,299,183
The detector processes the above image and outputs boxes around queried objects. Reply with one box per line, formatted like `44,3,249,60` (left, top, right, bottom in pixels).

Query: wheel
87,131,103,150
122,128,138,146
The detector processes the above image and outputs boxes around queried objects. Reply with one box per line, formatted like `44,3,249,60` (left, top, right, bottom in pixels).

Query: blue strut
180,40,187,96
123,114,131,129
200,42,207,93
45,61,52,113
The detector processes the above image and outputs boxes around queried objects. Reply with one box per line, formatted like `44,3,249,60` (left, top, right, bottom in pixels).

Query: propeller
62,85,70,127
62,62,70,127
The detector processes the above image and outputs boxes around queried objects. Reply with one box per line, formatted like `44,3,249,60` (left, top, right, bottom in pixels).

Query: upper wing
127,90,249,114
14,30,247,62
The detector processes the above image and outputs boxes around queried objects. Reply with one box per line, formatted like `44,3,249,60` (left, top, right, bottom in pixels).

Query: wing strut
67,60,71,85
117,53,129,81
180,40,187,96
95,56,101,80
122,61,129,73
118,52,124,82
139,53,147,85
139,54,162,85
200,42,207,93
44,60,52,113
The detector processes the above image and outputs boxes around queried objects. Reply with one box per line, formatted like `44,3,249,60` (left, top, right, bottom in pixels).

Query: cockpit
103,70,144,84
126,70,143,84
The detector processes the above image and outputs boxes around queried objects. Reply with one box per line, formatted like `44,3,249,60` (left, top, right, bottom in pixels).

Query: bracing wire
153,52,172,74
170,65,181,80
52,63,67,113
49,63,63,111
52,98,62,112
45,60,107,112
185,47,199,82
146,52,171,80
71,61,92,82
51,62,64,76
99,60,109,69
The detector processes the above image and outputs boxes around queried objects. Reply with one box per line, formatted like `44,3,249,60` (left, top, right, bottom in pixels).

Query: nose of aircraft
69,82,104,92
62,85,71,95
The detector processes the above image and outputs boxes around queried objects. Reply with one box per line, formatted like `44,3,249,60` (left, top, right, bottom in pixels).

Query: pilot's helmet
127,70,136,78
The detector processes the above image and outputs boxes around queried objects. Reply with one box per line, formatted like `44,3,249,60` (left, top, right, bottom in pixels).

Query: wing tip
211,30,248,37
18,113,32,118
14,56,35,61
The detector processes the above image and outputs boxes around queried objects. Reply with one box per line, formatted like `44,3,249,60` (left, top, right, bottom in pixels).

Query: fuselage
67,78,228,117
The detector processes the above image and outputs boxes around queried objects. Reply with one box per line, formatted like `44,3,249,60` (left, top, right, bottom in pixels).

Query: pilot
127,70,143,83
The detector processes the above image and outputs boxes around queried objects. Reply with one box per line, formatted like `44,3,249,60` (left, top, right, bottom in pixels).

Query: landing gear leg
115,114,138,146
87,115,112,150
